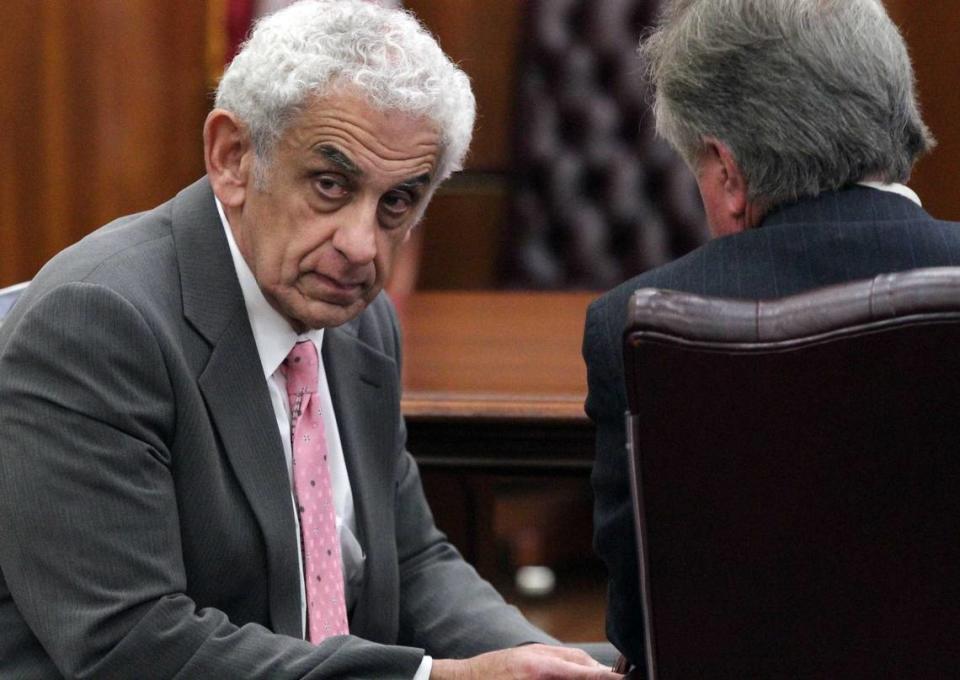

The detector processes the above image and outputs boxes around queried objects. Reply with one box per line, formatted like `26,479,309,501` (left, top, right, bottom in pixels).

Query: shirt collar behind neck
215,197,324,379
856,181,922,206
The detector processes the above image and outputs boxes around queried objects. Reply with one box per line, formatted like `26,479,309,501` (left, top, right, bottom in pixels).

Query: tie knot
284,340,319,396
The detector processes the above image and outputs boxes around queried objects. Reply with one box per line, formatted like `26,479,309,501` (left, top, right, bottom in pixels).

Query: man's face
230,93,440,331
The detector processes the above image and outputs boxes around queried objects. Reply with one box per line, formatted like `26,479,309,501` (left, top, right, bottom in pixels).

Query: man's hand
430,643,623,679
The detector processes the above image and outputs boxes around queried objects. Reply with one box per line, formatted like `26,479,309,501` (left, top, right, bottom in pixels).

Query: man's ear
702,137,748,219
697,137,755,235
203,109,253,208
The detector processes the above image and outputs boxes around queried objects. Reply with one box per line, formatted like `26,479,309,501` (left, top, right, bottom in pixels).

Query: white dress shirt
216,200,432,678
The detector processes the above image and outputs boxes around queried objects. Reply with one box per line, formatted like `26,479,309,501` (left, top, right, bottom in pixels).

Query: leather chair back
622,267,960,679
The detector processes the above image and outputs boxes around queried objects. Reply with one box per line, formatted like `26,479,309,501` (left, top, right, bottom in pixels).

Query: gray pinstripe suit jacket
0,178,552,679
583,186,960,667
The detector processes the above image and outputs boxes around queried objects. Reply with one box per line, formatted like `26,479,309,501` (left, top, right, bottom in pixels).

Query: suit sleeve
0,283,423,679
582,294,646,665
391,442,557,657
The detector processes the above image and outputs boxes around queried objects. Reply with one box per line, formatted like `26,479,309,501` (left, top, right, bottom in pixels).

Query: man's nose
333,200,378,264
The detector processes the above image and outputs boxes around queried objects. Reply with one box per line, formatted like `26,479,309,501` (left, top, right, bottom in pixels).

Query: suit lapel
198,316,303,637
171,179,302,637
323,322,400,642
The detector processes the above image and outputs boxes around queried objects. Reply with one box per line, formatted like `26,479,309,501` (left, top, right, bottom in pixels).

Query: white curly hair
215,0,475,187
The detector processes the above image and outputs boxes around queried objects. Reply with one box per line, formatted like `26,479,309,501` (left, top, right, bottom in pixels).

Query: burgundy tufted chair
621,267,960,679
500,0,708,290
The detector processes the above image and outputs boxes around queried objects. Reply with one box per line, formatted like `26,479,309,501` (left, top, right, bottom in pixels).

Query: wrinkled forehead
276,87,444,167
268,92,440,181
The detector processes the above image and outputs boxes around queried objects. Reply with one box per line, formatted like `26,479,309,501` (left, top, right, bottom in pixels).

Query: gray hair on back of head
215,0,475,188
641,0,934,208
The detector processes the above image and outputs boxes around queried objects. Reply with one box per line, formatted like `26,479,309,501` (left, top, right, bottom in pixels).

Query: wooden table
401,290,597,472
399,291,599,573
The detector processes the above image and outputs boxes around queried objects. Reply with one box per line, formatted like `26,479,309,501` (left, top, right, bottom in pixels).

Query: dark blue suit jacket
582,186,960,666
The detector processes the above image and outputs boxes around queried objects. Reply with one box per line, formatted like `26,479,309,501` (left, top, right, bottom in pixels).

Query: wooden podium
400,291,597,577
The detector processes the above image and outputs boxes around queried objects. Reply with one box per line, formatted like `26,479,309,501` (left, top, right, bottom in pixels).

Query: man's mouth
302,271,367,303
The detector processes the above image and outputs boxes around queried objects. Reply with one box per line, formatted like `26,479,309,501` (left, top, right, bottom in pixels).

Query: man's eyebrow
396,174,432,191
316,145,432,190
316,145,362,176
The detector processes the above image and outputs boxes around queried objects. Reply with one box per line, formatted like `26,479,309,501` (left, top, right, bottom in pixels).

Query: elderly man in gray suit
0,2,621,679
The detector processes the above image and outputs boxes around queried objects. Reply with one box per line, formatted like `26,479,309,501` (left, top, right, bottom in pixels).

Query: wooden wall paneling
405,0,524,172
0,0,208,288
885,0,960,221
0,2,43,286
415,175,509,290
405,0,524,289
78,2,209,231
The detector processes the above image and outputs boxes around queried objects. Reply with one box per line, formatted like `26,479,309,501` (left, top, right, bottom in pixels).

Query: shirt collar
856,181,922,206
216,197,324,379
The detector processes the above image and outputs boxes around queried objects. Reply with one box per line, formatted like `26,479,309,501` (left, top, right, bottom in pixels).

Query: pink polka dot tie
283,340,348,642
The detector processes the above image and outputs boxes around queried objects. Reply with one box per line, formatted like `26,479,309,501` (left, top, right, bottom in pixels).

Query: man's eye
381,191,414,217
315,175,349,199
